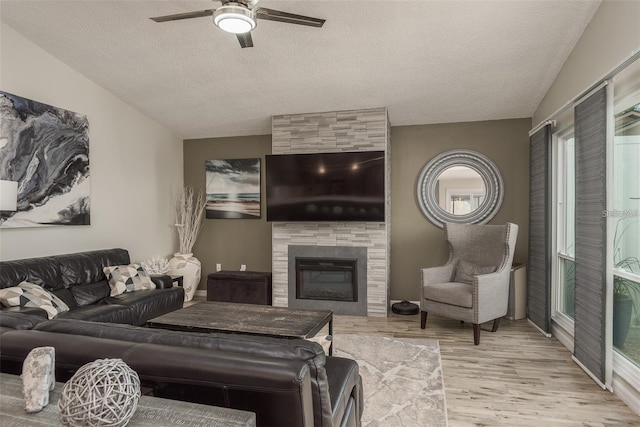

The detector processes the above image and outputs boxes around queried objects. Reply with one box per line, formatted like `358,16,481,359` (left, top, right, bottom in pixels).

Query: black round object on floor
391,300,419,315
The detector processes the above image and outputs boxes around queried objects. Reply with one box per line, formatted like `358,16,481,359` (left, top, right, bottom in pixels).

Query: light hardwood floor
332,312,640,427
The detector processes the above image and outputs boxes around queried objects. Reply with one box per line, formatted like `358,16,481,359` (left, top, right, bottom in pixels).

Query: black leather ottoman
207,271,273,305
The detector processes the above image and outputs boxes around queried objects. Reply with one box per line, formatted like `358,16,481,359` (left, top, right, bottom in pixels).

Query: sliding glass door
546,55,640,398
612,101,640,366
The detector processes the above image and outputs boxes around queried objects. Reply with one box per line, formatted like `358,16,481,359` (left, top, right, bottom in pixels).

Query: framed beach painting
205,158,260,219
0,91,90,228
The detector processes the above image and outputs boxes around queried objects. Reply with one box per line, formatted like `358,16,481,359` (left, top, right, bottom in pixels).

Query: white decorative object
170,186,206,302
140,256,170,275
58,358,140,427
168,252,201,302
0,179,18,211
174,186,206,255
21,346,55,413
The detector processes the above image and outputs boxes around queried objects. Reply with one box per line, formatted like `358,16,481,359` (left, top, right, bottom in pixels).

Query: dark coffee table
147,301,334,355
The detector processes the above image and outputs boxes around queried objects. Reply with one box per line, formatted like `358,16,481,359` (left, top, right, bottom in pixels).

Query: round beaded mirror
416,149,503,228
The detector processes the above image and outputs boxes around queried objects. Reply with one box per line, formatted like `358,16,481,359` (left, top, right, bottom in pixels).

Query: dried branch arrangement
174,186,206,254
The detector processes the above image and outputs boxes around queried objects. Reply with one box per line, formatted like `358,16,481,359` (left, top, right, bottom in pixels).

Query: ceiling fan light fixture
213,4,256,34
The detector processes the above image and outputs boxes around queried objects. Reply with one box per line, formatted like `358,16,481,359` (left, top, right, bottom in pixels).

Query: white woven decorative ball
58,358,141,427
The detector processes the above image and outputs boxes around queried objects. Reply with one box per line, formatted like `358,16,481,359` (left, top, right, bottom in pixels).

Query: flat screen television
266,151,385,222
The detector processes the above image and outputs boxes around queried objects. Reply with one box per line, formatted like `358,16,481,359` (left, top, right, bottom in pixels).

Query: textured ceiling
0,0,601,139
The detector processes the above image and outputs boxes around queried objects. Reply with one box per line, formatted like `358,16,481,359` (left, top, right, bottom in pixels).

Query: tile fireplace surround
271,107,391,316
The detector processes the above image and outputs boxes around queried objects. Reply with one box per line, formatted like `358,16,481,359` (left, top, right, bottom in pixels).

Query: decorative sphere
58,358,141,427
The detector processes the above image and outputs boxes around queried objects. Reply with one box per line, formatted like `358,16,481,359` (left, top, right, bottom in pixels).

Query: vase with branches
168,186,207,301
174,186,207,254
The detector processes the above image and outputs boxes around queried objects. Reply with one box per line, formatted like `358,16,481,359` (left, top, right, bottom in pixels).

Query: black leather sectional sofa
0,248,184,325
0,249,363,427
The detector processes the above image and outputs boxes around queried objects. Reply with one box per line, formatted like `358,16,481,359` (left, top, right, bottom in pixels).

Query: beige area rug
335,335,448,427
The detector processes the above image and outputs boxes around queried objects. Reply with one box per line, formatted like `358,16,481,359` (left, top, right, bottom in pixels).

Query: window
448,192,485,214
554,128,575,322
612,101,640,366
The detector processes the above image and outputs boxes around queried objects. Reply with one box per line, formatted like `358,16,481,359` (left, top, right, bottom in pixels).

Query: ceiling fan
150,0,325,48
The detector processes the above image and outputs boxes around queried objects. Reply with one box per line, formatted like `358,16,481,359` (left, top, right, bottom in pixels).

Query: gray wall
184,118,531,299
389,118,530,300
184,135,273,292
534,0,640,124
0,24,183,263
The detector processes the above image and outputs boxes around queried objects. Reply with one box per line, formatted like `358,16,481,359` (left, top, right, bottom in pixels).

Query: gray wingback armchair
420,222,518,345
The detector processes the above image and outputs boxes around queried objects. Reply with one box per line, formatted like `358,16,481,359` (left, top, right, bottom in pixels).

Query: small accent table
0,372,256,426
148,301,334,355
150,274,183,289
170,274,183,287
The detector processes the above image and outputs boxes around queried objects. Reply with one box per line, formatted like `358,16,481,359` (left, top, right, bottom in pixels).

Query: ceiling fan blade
150,9,215,23
255,8,325,27
236,32,254,48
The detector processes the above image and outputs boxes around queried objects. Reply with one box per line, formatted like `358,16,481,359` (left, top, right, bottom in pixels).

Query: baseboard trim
551,321,574,353
613,373,640,417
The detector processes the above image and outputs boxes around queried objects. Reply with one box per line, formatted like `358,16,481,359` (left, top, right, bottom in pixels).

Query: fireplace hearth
296,258,357,302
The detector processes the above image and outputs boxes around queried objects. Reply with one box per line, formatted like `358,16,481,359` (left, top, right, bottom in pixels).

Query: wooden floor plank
332,312,640,426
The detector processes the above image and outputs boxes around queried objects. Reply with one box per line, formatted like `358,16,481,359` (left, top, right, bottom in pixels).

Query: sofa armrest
421,263,456,286
325,356,362,427
474,268,512,322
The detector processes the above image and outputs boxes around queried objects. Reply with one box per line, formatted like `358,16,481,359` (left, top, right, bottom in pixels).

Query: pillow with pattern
454,260,497,284
103,264,155,296
0,281,70,319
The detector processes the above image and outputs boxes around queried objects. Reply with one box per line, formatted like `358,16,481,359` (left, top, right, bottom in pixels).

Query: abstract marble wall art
0,92,90,227
206,158,260,219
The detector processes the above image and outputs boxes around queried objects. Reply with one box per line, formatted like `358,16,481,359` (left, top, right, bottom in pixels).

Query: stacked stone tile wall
271,107,390,316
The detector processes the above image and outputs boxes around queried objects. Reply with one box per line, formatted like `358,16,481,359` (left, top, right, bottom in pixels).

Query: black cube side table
207,271,272,306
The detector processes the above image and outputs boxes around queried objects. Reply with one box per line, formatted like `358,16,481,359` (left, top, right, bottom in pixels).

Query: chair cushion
104,288,184,326
69,281,111,307
453,260,496,284
56,303,134,324
0,311,49,330
423,282,473,308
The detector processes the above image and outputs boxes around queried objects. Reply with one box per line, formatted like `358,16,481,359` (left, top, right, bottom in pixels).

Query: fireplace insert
295,257,357,302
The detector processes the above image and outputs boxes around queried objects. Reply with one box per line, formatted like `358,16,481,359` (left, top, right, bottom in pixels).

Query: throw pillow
454,260,497,284
0,282,70,319
103,264,155,296
0,286,23,307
